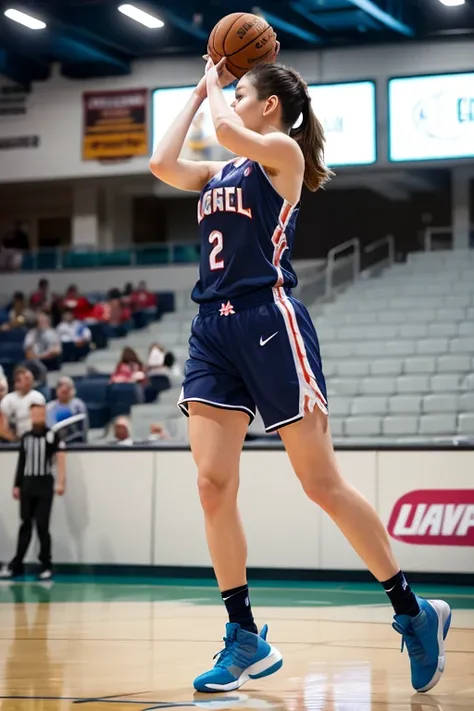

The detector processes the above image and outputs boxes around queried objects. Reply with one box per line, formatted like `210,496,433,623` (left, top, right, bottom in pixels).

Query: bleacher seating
310,250,474,443
1,254,472,445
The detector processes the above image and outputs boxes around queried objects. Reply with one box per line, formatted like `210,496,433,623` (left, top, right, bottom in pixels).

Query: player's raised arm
206,59,332,194
149,72,229,193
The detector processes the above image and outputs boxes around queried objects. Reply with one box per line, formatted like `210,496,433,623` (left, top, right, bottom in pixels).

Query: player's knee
300,468,342,514
197,468,237,514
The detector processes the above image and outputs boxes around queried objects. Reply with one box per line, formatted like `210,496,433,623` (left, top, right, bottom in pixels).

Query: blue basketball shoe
392,596,452,693
193,623,283,693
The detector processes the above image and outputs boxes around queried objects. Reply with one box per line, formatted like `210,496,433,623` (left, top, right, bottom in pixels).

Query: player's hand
55,484,65,496
12,487,20,500
205,56,237,88
271,39,280,61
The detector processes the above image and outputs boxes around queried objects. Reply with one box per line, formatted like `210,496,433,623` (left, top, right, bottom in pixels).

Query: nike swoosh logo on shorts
260,332,279,347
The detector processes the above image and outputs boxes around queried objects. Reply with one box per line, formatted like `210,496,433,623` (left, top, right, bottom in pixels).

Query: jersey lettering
209,230,224,271
198,186,252,224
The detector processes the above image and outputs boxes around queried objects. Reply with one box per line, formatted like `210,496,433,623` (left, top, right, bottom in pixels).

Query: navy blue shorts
178,287,328,432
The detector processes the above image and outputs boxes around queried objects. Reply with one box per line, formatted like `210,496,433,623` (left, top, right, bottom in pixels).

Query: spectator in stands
0,375,8,404
110,416,133,446
62,284,91,321
110,347,146,384
30,279,51,310
46,376,88,443
130,280,156,314
57,307,92,360
0,366,45,441
122,282,134,308
24,311,62,371
107,289,132,328
147,343,180,377
148,422,171,441
1,291,35,331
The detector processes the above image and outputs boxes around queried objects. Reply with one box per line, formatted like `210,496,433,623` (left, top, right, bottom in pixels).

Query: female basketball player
149,55,451,695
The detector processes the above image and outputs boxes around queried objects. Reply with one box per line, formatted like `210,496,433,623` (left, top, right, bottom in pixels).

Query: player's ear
262,94,279,117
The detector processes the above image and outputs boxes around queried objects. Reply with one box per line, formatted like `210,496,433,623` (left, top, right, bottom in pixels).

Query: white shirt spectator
1,389,46,437
57,319,91,343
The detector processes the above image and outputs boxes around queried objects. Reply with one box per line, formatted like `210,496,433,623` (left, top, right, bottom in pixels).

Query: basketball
207,12,277,79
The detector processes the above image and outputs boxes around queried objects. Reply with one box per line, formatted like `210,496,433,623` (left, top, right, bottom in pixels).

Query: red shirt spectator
110,347,146,384
130,281,156,311
62,285,90,321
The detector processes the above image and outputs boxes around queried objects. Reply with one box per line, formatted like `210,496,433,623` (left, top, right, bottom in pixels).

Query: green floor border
24,563,474,587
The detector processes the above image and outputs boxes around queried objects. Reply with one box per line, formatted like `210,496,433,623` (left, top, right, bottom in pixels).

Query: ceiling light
438,0,465,6
118,4,164,28
4,8,46,29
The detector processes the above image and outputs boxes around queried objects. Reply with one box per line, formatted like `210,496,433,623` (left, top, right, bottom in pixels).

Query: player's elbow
149,156,167,180
215,119,237,149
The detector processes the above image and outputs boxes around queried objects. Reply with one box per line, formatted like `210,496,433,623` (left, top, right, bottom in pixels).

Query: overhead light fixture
4,8,46,29
438,0,465,6
118,4,164,28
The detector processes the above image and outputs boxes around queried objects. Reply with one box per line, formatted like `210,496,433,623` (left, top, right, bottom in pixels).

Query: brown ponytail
290,96,334,192
247,63,334,192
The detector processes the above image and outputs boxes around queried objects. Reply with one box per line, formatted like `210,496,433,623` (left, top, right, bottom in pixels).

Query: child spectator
110,347,146,384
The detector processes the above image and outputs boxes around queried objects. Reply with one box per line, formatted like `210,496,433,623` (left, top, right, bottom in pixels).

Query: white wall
0,258,320,298
1,447,473,574
0,40,473,183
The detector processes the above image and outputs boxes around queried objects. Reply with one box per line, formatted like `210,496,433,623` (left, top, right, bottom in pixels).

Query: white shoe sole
416,599,451,693
204,646,283,692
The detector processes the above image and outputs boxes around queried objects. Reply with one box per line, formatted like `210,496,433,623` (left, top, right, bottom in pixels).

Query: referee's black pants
11,489,54,572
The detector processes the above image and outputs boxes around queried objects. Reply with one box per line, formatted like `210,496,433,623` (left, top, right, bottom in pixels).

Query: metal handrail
325,238,360,298
364,234,395,266
423,225,474,251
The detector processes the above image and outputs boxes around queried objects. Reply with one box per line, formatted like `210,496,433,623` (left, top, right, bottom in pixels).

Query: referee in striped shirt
0,403,66,581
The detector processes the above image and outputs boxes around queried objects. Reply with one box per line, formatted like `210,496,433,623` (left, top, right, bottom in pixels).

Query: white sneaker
0,565,13,579
38,569,52,580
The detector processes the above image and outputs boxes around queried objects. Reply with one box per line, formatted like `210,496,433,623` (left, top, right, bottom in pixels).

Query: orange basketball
207,12,277,79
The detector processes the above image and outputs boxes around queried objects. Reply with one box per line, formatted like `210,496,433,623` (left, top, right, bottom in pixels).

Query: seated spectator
24,311,62,371
147,343,166,375
110,347,146,384
0,375,8,405
0,366,45,441
130,280,156,313
57,307,92,360
46,375,88,443
1,291,35,331
62,284,91,321
108,289,132,327
148,422,171,441
147,343,181,377
30,278,51,309
110,416,133,446
122,282,134,308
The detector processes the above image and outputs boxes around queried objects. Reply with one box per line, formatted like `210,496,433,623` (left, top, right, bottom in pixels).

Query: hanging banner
83,88,148,161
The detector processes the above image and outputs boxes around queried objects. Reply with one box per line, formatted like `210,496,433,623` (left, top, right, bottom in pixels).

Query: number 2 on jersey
209,230,224,271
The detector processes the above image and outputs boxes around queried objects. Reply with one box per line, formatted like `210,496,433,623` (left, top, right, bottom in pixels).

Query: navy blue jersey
191,157,299,304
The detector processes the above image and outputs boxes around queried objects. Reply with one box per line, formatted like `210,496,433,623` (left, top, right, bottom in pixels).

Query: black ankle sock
221,584,258,634
382,571,420,617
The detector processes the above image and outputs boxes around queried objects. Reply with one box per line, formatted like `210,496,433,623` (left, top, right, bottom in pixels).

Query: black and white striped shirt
15,427,65,490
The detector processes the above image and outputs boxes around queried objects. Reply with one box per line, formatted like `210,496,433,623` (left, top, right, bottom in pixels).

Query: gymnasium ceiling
0,0,473,85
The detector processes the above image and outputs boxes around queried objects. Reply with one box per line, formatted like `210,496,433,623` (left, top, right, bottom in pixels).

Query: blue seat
0,342,24,364
106,382,143,418
156,292,175,316
88,323,108,349
0,328,27,343
76,378,110,428
0,309,10,326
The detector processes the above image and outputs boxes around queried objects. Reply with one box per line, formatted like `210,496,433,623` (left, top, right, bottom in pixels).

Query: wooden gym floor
0,578,473,711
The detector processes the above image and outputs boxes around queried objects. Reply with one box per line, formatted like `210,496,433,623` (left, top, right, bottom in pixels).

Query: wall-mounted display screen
152,80,376,167
389,72,474,162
